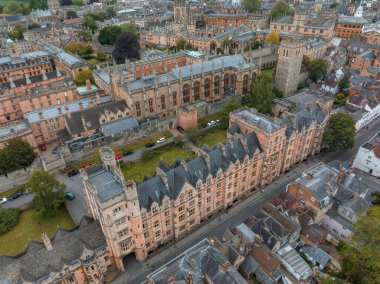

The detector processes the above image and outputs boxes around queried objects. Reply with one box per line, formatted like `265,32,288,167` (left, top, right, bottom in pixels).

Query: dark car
68,169,79,177
52,147,59,154
176,125,185,133
145,142,156,148
65,192,75,200
200,123,207,128
123,150,134,156
8,191,23,201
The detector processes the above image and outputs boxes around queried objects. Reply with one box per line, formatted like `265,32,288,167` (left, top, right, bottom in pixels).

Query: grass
86,58,99,65
198,113,223,126
196,128,226,147
261,67,276,79
121,144,195,182
0,206,75,255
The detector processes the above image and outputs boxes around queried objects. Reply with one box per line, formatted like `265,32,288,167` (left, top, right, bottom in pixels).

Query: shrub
0,208,21,234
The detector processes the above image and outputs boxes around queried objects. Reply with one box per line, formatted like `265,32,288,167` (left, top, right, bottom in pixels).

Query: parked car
83,164,92,169
115,153,123,160
145,142,156,148
0,198,7,204
65,192,75,200
39,144,46,151
200,123,207,128
123,150,134,156
8,191,23,201
156,137,166,144
176,125,185,133
68,169,79,177
52,147,59,154
207,120,217,126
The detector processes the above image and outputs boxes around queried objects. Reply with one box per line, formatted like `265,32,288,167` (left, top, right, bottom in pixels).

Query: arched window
172,92,177,106
183,84,190,103
204,78,211,97
161,95,166,110
193,81,200,101
224,73,230,89
135,102,141,117
148,98,154,113
231,74,237,90
214,76,220,96
243,74,249,93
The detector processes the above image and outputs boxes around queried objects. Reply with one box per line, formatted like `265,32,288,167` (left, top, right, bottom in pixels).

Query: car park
176,126,185,133
115,153,123,160
68,169,79,177
8,191,23,201
156,137,166,144
65,192,75,200
145,142,156,148
123,150,134,156
0,198,7,204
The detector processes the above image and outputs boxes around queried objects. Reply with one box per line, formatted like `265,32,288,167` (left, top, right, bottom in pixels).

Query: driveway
1,194,34,209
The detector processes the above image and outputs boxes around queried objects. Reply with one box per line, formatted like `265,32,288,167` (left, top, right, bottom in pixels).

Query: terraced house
80,107,329,272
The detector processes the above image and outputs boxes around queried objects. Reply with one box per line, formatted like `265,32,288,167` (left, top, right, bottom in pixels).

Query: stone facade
80,107,328,271
275,37,305,97
335,16,368,38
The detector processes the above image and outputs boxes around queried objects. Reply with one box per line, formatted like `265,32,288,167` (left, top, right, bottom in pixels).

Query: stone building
362,21,380,44
0,217,115,284
335,16,368,38
80,107,328,271
275,37,306,97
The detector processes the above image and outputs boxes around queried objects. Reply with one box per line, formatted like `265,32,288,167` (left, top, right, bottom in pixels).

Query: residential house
300,245,331,270
353,131,380,177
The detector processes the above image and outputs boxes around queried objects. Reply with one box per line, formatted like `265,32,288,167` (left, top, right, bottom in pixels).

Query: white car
156,138,166,144
207,120,216,126
0,198,7,204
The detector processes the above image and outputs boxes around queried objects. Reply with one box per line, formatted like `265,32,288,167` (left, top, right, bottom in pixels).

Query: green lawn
121,145,195,182
196,129,226,148
86,58,99,65
0,206,75,255
198,113,223,126
261,67,276,79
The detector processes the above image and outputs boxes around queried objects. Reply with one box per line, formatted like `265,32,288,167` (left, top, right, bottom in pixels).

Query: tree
324,113,356,151
72,0,84,6
0,208,20,234
106,7,116,18
66,10,78,19
249,73,274,114
222,36,232,54
309,58,329,82
112,32,140,64
221,99,242,129
176,37,187,50
120,22,139,37
264,30,279,45
9,24,26,41
98,25,122,45
334,92,347,105
270,0,292,19
0,138,36,175
83,14,97,32
339,74,350,93
77,29,92,42
242,0,261,12
64,42,92,57
29,170,65,217
75,69,93,85
30,0,48,10
96,51,108,61
339,206,380,284
28,23,41,29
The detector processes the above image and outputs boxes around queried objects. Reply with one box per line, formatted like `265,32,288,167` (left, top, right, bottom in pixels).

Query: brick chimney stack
41,232,53,251
338,167,345,183
86,79,92,91
221,261,229,273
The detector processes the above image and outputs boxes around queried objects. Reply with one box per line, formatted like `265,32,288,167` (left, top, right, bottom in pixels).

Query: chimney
56,67,61,77
338,167,345,183
254,234,262,244
86,79,92,91
82,115,88,132
42,69,48,80
221,261,229,273
307,171,313,179
185,272,193,284
41,232,53,251
25,73,31,84
66,107,71,119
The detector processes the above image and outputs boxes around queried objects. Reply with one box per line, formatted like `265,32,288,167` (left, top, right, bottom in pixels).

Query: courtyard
195,128,227,148
0,206,75,255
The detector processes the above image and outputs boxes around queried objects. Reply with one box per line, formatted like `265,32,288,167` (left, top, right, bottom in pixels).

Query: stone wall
0,158,43,193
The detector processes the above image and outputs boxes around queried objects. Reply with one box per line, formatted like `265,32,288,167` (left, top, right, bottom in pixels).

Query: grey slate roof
300,245,331,269
101,116,139,136
276,245,313,280
325,210,355,232
0,217,106,283
88,167,124,202
233,109,284,133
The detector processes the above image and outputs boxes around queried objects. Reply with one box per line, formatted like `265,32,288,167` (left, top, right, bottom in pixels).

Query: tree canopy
339,206,380,284
270,0,292,19
29,170,66,217
75,69,93,85
0,208,20,234
339,74,350,93
96,51,108,61
324,112,356,151
76,29,92,42
242,0,261,12
98,25,122,45
9,24,26,41
64,42,92,57
120,22,139,37
249,73,274,114
264,30,280,45
0,1,30,15
66,10,78,19
0,138,36,175
221,99,242,129
112,32,140,64
308,58,329,82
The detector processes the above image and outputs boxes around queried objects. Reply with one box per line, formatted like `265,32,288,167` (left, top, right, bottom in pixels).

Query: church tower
275,36,305,97
174,0,188,32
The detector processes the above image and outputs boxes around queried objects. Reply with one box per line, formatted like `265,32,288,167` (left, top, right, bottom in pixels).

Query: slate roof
0,70,64,90
87,167,124,202
147,238,247,284
0,217,106,283
276,245,313,280
233,108,284,133
65,100,129,135
101,117,139,136
300,245,331,269
325,209,355,232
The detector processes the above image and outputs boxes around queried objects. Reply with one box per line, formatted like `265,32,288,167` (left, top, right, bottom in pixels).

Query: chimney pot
86,79,92,91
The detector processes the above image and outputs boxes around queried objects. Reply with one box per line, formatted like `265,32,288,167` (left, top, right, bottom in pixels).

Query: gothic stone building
112,55,258,118
80,107,328,272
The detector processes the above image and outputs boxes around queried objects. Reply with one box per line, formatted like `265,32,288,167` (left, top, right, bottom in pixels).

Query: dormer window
141,210,147,219
179,193,185,203
151,205,157,214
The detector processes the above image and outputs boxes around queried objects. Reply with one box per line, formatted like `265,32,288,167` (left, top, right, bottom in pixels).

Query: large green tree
242,0,261,12
339,206,380,284
9,24,26,41
324,113,356,151
77,30,92,42
98,25,122,45
0,138,36,175
83,14,97,32
0,208,20,234
249,73,274,114
64,42,92,57
120,22,139,37
75,69,93,85
221,99,242,129
264,30,280,45
270,0,292,19
308,58,329,82
339,74,350,93
30,0,48,10
29,171,65,217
